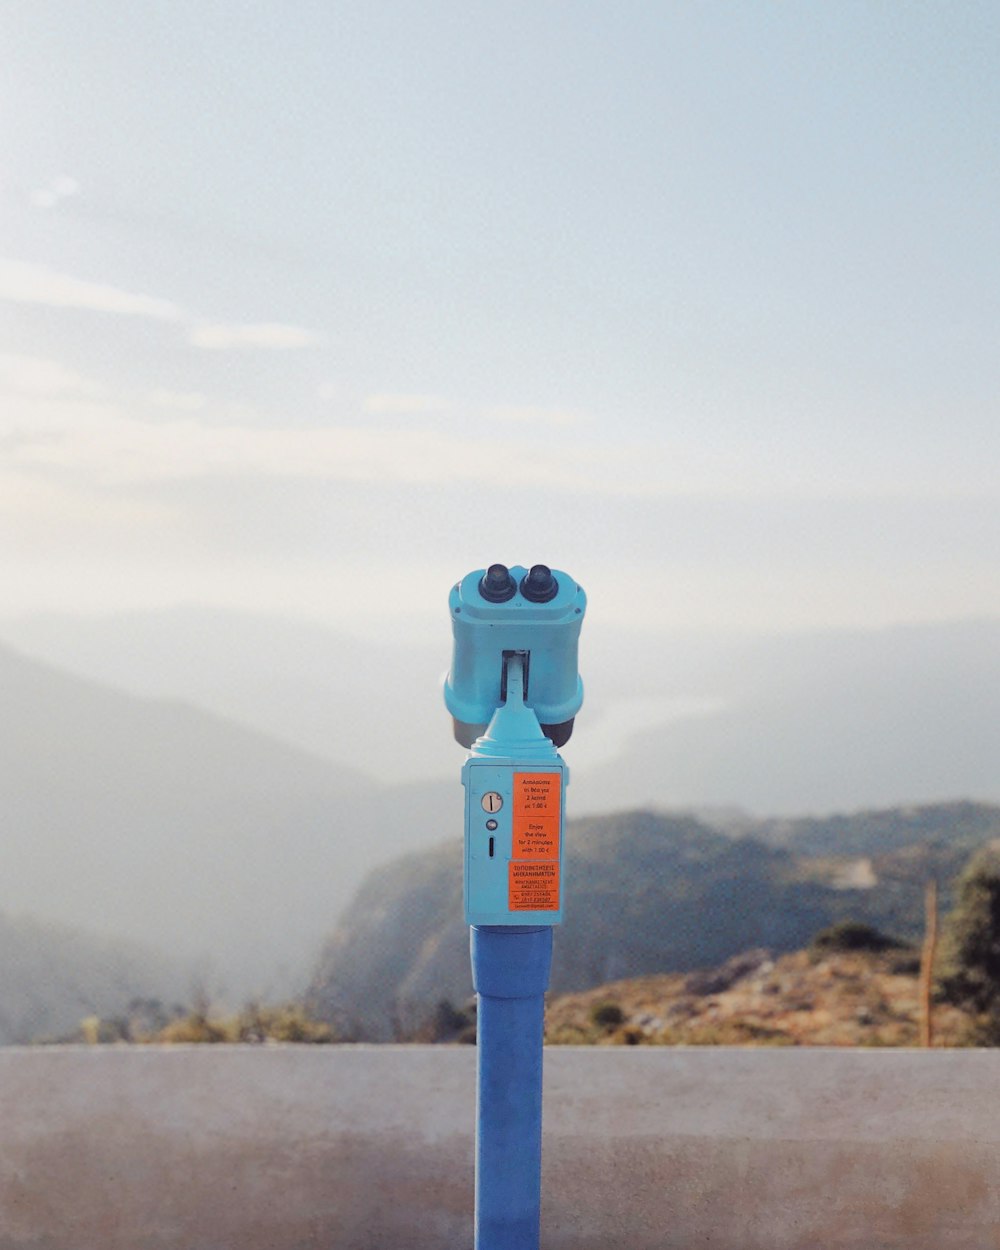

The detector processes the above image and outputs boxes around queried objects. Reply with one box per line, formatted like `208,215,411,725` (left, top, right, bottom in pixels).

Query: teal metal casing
463,756,567,926
444,565,586,731
461,650,569,926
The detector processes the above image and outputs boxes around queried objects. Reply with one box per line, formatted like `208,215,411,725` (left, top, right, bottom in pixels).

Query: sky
2,1,998,645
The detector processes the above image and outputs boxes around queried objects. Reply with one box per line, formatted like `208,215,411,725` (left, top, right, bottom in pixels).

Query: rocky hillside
544,943,973,1047
308,802,1000,1040
306,842,464,1041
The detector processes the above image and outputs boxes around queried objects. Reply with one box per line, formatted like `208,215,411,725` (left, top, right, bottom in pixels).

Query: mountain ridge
0,640,448,997
3,608,999,811
308,801,1000,1040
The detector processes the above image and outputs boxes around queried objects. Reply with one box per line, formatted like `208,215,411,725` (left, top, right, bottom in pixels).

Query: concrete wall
1,1046,998,1249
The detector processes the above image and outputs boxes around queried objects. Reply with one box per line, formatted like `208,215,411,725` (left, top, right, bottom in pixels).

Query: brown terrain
544,946,974,1047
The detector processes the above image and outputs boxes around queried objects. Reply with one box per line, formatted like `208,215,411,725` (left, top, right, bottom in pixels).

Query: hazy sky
2,2,998,643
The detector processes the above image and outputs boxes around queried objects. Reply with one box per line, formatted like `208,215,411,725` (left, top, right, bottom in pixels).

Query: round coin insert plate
481,791,503,814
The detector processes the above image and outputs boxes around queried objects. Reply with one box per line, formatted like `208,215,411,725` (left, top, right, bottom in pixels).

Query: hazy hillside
3,610,999,814
747,800,1000,855
305,842,464,1041
0,643,454,996
0,911,179,1044
572,620,1000,814
3,607,998,1009
0,607,452,786
308,803,1000,1040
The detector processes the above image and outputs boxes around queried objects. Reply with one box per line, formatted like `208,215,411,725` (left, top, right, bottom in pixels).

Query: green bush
811,921,905,955
939,844,1000,1042
589,1000,625,1029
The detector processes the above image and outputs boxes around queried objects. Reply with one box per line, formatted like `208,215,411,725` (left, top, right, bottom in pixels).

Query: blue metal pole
471,924,553,1250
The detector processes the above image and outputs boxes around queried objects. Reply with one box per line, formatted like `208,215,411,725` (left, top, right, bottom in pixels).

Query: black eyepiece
479,563,517,603
520,564,558,602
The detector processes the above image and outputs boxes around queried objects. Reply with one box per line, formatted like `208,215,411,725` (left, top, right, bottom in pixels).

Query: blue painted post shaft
471,925,553,1250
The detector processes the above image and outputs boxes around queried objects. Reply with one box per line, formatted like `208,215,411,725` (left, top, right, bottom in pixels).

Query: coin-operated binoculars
445,563,586,1250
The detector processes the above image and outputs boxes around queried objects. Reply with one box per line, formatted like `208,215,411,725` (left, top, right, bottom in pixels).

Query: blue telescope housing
444,564,586,747
446,563,586,1248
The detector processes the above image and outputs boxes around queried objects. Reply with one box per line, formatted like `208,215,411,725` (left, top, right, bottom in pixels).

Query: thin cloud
0,258,319,352
363,393,449,415
0,258,182,321
4,369,989,501
0,354,105,398
359,395,584,426
485,404,584,428
29,174,81,210
189,322,321,351
0,397,605,491
0,401,833,497
146,389,207,412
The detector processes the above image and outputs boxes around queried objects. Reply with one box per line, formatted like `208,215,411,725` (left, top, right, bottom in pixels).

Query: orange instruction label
513,772,560,817
512,772,562,861
508,861,560,911
513,818,559,859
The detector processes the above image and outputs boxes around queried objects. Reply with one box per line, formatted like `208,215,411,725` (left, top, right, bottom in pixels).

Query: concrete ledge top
3,1045,999,1249
3,1044,998,1143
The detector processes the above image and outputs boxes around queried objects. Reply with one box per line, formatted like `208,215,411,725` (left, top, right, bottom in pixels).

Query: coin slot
488,837,495,858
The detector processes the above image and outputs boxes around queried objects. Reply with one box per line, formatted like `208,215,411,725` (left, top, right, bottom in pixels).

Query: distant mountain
0,643,452,996
3,606,999,1004
0,911,179,1044
307,802,1000,1040
305,842,464,1041
0,606,454,786
571,620,1000,814
745,799,1000,856
3,609,999,813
